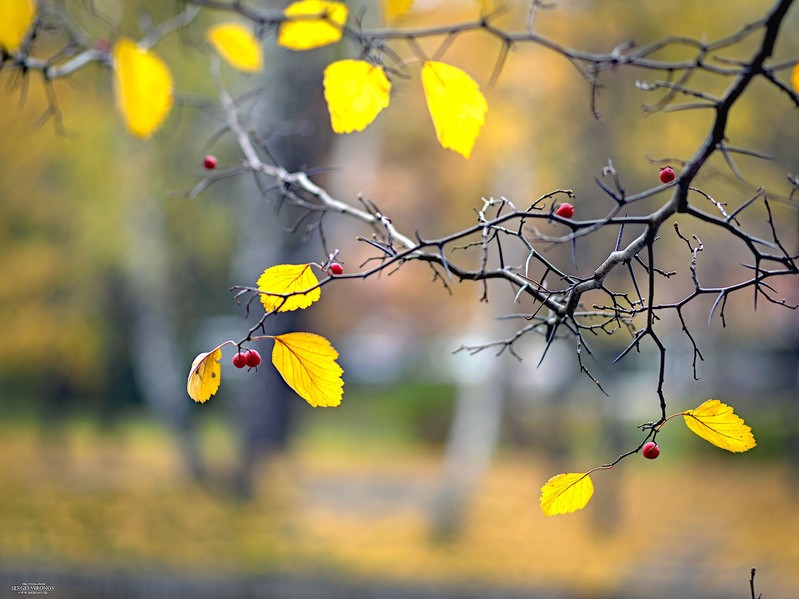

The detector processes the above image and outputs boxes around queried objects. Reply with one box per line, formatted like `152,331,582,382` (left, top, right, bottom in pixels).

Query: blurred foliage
300,383,456,447
0,5,239,405
0,415,798,595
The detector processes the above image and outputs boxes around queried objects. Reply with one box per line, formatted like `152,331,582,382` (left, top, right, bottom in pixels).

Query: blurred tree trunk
231,44,336,498
430,312,509,539
121,154,205,481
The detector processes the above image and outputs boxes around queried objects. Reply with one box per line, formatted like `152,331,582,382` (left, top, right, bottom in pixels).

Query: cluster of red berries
642,441,660,459
232,349,261,369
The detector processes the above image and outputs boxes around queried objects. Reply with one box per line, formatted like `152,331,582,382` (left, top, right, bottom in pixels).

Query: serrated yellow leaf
278,1,348,51
682,399,756,452
187,346,223,403
257,263,321,313
323,60,391,134
113,38,173,139
272,332,343,407
383,0,413,20
792,64,799,94
421,61,488,159
206,23,263,72
540,472,594,517
0,0,36,52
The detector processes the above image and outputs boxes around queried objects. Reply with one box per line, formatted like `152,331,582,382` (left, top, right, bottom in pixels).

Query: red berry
328,262,344,276
232,352,247,369
555,203,574,219
203,155,218,170
245,349,261,368
642,441,661,459
659,166,675,184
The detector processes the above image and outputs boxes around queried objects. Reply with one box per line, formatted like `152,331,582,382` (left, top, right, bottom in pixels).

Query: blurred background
1,0,798,597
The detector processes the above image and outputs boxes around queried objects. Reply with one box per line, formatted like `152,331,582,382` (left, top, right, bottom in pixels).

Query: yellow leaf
257,263,321,313
682,399,756,452
421,61,488,159
383,0,413,20
113,38,174,139
323,60,391,134
475,0,495,13
278,1,348,51
0,0,35,52
187,346,223,403
540,472,594,517
272,332,343,407
792,64,799,94
206,23,263,72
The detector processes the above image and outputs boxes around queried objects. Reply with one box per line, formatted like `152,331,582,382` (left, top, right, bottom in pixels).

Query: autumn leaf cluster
187,263,343,408
2,1,490,157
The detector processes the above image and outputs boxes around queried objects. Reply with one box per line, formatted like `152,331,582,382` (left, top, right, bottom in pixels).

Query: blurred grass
298,383,455,451
1,401,798,597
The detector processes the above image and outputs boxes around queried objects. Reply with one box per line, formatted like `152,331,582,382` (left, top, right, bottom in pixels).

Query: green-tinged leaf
272,332,343,407
0,0,36,52
257,263,321,313
207,23,263,72
187,346,223,403
113,38,174,139
540,472,594,517
323,60,391,133
421,61,488,158
278,1,348,51
683,399,756,452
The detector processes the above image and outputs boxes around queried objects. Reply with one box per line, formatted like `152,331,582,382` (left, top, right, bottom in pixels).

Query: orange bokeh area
1,418,797,598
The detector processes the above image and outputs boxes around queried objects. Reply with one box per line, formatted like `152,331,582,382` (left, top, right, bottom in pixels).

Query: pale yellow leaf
113,38,174,139
257,263,321,313
683,399,756,452
383,0,413,20
0,0,36,52
206,23,263,72
421,61,488,158
187,346,223,403
540,472,594,517
323,60,391,133
272,332,343,407
475,0,495,13
278,1,348,51
792,63,799,94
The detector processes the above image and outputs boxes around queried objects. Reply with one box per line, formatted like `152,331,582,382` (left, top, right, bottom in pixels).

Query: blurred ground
1,413,797,599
